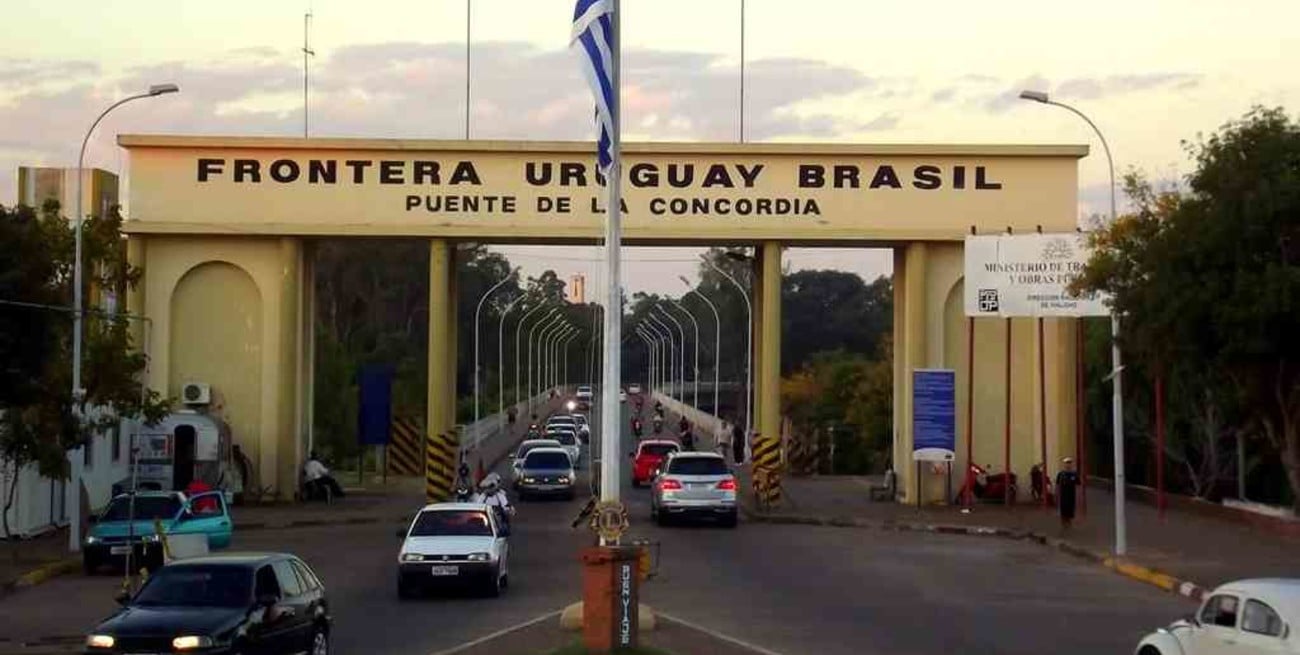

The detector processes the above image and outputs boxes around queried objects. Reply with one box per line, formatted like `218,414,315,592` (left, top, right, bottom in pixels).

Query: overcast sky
3,0,1296,295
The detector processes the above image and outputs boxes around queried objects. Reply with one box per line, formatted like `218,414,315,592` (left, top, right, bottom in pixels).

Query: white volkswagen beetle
1136,579,1299,654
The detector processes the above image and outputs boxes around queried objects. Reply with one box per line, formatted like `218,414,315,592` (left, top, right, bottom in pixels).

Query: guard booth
115,409,233,495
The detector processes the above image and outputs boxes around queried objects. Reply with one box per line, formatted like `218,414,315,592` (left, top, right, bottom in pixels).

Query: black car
85,553,331,655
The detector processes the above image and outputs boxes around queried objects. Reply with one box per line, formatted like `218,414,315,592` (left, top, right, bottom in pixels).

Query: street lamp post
656,306,687,400
549,325,571,389
515,304,550,406
526,309,559,407
635,329,655,393
1020,89,1126,556
474,270,517,435
535,317,565,398
69,82,179,553
648,313,677,397
639,323,661,393
681,277,722,417
702,256,753,441
497,293,526,422
666,300,700,409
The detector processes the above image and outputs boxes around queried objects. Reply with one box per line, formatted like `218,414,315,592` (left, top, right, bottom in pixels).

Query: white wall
2,418,133,538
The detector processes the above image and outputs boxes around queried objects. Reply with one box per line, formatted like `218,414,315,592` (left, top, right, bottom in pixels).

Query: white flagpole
599,0,622,514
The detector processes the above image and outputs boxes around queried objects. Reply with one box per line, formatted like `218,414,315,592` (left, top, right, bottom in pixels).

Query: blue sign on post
912,369,956,461
357,364,394,446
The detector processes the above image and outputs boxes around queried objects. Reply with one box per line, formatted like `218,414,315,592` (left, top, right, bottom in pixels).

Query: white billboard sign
963,233,1110,317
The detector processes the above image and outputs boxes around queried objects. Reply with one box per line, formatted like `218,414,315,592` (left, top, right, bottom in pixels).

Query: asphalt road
0,398,1188,655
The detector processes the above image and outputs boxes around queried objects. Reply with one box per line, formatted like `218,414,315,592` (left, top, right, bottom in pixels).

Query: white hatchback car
1136,578,1299,654
396,503,510,598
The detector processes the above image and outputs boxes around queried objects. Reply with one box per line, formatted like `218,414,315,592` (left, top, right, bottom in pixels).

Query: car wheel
309,627,329,655
484,567,503,598
1137,647,1162,655
82,552,98,576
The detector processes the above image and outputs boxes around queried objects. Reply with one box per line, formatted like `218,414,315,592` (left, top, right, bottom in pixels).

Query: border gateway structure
120,135,1087,504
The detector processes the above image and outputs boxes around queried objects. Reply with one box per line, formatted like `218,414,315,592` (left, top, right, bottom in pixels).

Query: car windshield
132,565,252,608
550,432,577,446
518,442,556,458
409,510,493,537
667,457,729,475
573,416,588,425
524,451,571,470
640,444,678,458
100,496,182,521
548,418,575,426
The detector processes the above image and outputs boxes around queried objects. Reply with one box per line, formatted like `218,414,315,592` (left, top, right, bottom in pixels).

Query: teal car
83,491,232,574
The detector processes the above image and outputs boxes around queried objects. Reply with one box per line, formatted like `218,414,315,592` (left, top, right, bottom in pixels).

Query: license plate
110,546,132,555
430,565,459,576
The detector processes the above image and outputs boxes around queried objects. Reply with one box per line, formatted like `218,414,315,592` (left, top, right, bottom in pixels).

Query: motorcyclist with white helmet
474,472,514,528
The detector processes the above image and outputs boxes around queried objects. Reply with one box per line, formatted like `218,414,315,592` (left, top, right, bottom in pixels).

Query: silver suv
650,452,737,528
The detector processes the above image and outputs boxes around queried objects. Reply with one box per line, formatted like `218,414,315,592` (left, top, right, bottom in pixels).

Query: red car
631,440,680,487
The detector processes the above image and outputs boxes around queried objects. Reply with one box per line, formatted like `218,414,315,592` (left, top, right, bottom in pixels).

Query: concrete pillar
296,241,316,467
757,242,782,444
894,242,928,503
751,250,765,434
126,237,147,349
428,239,453,442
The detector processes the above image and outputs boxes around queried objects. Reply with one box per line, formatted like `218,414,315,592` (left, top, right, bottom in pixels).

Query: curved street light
701,256,753,440
654,306,687,399
515,303,551,406
474,269,517,431
634,328,655,393
637,323,660,393
526,309,560,408
681,276,722,417
667,298,701,410
70,82,180,552
497,293,527,419
534,315,565,398
1019,89,1126,556
647,313,677,397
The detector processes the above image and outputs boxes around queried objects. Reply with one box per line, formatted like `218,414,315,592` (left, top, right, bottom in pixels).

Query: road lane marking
656,611,789,655
427,609,562,655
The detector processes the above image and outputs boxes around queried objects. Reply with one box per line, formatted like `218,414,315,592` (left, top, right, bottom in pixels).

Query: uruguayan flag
571,0,615,173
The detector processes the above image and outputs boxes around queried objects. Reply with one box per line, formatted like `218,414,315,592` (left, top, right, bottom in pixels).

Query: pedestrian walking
1055,457,1079,532
716,419,733,458
731,420,745,464
231,444,252,505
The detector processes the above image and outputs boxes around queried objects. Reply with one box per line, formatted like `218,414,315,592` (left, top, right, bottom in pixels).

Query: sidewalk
744,473,1300,593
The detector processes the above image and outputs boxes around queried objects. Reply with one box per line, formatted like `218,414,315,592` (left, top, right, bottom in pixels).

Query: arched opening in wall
779,246,894,477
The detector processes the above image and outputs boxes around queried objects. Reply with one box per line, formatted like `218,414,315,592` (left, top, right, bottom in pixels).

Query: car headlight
172,636,213,650
558,476,571,484
85,535,100,545
523,477,537,484
400,553,424,562
467,552,490,562
86,635,115,649
142,533,161,543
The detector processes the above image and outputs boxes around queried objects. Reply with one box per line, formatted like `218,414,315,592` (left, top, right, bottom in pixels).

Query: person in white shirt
303,451,345,500
474,473,513,528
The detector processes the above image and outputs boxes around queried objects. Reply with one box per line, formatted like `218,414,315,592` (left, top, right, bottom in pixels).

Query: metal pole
668,298,701,410
739,0,746,143
1027,95,1126,555
526,309,558,406
71,86,177,553
684,286,721,416
702,257,752,438
599,0,624,510
1004,317,1012,507
515,302,547,406
655,305,687,400
464,0,471,139
648,313,677,397
474,271,515,435
536,318,564,397
498,294,525,419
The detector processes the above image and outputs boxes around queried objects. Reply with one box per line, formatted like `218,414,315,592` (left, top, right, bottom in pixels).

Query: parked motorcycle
955,463,1018,504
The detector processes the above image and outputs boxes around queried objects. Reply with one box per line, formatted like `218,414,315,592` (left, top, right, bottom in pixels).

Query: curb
0,557,80,600
740,506,1208,603
235,514,408,532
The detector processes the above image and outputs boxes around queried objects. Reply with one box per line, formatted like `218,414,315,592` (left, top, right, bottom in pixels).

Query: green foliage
0,202,169,538
1074,107,1300,509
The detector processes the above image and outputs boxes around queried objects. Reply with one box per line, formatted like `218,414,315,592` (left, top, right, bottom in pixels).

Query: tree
782,270,891,374
1073,107,1300,509
0,202,169,541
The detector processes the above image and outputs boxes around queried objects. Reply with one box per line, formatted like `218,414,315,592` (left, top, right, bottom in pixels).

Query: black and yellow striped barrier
388,416,423,476
751,435,783,508
425,431,459,503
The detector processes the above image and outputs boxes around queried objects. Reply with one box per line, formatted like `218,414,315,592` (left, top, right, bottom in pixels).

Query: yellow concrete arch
169,261,263,476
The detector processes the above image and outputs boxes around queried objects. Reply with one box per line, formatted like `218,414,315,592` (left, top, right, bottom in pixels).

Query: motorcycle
652,416,664,434
955,463,1018,504
632,420,644,438
1030,463,1055,504
454,483,475,502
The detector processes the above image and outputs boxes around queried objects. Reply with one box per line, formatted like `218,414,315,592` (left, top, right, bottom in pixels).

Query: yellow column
896,242,929,503
758,242,782,444
751,250,765,433
126,236,147,350
426,239,456,501
446,253,459,436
